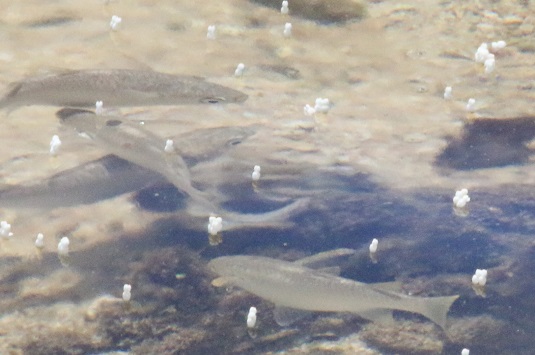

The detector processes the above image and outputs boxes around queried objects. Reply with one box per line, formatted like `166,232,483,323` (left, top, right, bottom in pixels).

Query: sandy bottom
0,0,534,354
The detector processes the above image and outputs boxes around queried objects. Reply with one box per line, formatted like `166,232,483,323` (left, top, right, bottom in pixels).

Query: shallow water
0,0,534,354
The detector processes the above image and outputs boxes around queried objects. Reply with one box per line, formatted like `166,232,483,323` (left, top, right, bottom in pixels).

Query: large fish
209,252,459,330
0,122,255,209
0,155,164,209
58,108,215,209
0,69,248,110
58,109,309,229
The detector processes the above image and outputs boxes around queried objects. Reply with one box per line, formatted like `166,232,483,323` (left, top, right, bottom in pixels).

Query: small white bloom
0,221,13,238
57,236,70,256
472,269,487,286
281,1,289,14
475,43,490,63
208,216,223,235
207,25,216,40
369,238,378,253
484,54,495,74
443,86,452,100
247,307,257,328
283,23,292,37
95,101,103,115
314,98,330,113
35,233,45,249
234,63,245,77
50,135,62,156
110,15,122,31
491,40,506,51
461,348,470,355
466,98,476,112
453,188,470,208
122,284,132,302
164,139,174,153
303,104,316,116
252,165,261,181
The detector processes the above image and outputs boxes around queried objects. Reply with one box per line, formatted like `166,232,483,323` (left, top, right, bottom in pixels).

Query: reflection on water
0,0,534,354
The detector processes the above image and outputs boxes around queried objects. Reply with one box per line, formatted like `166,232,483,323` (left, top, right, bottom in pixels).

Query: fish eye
227,138,242,146
106,119,122,127
201,97,226,104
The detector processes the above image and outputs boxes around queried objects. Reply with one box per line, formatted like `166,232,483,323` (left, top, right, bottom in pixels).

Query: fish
250,0,367,24
57,108,309,230
0,122,256,209
0,155,164,209
209,252,459,330
57,108,215,207
0,69,248,110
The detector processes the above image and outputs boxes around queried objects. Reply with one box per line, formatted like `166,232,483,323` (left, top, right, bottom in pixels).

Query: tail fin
416,295,459,330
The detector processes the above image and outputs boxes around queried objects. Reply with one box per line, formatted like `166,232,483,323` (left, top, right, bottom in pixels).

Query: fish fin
356,309,395,325
222,198,310,230
370,281,403,292
273,306,311,326
211,277,230,287
3,81,23,99
294,248,356,269
414,295,459,331
0,82,22,112
316,266,341,276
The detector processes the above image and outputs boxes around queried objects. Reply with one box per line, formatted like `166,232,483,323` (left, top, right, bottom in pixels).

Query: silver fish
209,253,458,330
57,109,309,230
0,69,248,110
0,122,255,209
59,109,309,229
0,155,164,209
58,108,211,205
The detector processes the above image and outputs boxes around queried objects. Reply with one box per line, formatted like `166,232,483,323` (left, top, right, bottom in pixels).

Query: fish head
197,86,248,104
57,108,98,133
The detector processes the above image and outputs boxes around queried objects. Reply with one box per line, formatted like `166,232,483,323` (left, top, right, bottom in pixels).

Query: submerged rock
361,321,443,354
436,117,535,170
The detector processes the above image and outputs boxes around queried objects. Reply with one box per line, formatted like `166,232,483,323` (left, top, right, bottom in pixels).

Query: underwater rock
19,268,81,301
448,315,519,352
131,328,209,354
271,332,379,354
134,183,187,212
361,321,443,354
250,0,367,24
436,117,535,170
0,303,108,355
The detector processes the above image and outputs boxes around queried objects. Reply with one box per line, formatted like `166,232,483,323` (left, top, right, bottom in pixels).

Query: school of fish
0,68,458,333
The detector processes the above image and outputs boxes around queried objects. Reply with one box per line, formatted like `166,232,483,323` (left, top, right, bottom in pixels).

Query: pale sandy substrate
0,0,533,257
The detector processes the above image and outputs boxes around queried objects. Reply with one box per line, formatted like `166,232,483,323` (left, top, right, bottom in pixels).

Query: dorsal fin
295,248,356,269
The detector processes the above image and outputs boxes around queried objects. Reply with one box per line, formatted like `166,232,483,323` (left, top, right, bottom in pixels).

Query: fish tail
0,98,15,115
416,294,459,330
0,82,23,114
